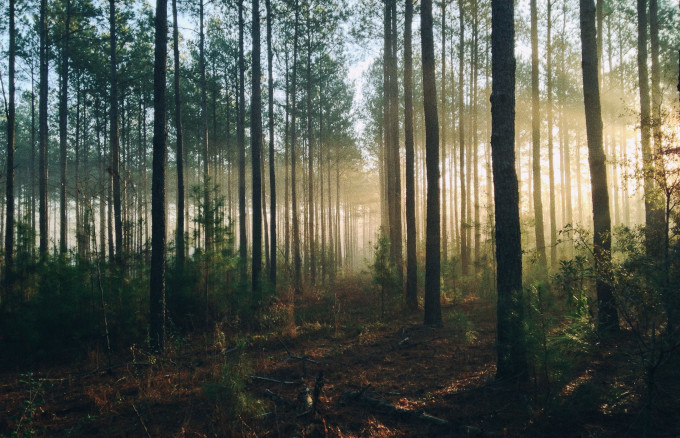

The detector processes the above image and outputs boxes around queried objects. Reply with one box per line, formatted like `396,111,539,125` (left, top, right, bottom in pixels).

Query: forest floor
1,275,679,437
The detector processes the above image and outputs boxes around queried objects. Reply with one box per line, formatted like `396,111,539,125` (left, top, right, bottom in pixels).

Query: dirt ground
1,277,678,437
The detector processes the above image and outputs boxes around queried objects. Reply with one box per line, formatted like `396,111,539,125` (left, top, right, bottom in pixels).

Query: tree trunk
291,0,302,295
266,0,276,286
491,0,527,381
238,0,247,282
404,0,417,310
547,0,557,270
531,0,547,271
251,0,263,301
5,0,16,273
440,1,447,263
421,0,441,327
637,0,663,250
458,0,468,276
306,20,315,286
150,0,168,353
110,0,123,262
39,0,49,259
172,0,185,270
579,0,619,334
199,0,211,250
59,0,71,255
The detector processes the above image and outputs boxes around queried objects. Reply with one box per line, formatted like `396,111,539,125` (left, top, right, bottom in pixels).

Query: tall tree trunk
59,0,71,255
579,0,619,334
458,0,468,276
547,0,557,270
110,0,123,262
531,0,547,271
491,0,527,381
266,0,276,286
291,0,302,295
150,0,168,353
5,0,16,273
637,0,662,249
404,0,417,310
238,0,247,282
306,19,315,286
199,0,211,250
39,0,49,259
421,0,441,327
251,0,263,302
440,1,447,263
172,0,185,270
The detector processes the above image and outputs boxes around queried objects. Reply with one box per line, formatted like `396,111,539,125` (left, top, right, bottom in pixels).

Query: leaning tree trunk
150,0,168,353
579,0,619,334
421,0,441,327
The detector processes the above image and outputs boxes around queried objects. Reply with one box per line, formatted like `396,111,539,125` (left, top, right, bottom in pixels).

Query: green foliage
9,372,49,438
370,228,399,317
203,352,265,432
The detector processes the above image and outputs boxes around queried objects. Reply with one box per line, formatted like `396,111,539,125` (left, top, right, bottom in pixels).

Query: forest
0,0,679,435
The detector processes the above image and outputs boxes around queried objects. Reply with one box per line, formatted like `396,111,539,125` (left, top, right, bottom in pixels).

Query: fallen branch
263,389,294,407
342,389,500,437
251,376,299,385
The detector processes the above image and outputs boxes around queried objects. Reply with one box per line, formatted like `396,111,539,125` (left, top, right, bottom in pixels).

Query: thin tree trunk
458,0,468,275
199,0,211,250
440,1,448,263
266,0,276,286
421,0,441,326
547,0,557,270
404,0,417,310
172,0,185,270
238,0,247,282
531,0,547,271
110,0,123,262
39,0,49,259
291,0,302,295
5,0,16,273
59,0,71,255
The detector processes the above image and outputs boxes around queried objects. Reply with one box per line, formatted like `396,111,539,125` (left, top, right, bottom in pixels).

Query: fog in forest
0,0,679,436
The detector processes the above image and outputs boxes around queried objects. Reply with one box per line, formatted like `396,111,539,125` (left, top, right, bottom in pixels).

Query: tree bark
110,0,123,262
172,0,185,270
404,0,417,310
39,0,49,259
579,0,619,334
291,0,302,295
238,0,247,283
547,0,557,271
491,0,527,381
59,0,71,255
458,0,468,276
5,0,16,272
266,0,276,286
531,0,547,271
251,0,263,302
150,0,168,353
421,0,441,327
